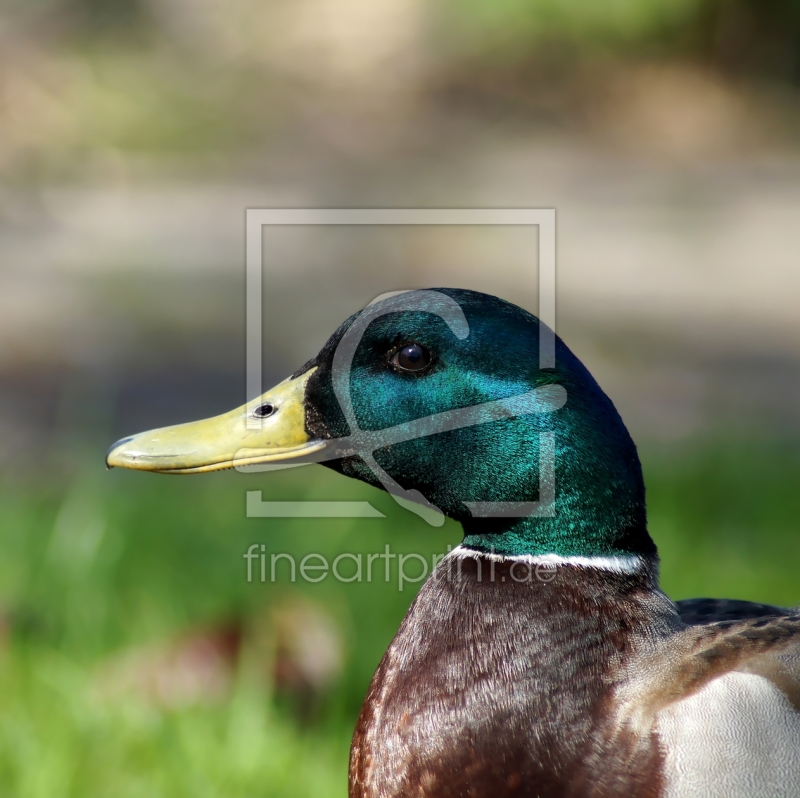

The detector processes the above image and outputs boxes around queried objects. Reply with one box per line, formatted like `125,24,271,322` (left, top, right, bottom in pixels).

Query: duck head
107,288,655,560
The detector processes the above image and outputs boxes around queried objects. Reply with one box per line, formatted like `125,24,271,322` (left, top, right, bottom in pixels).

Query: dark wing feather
677,597,792,624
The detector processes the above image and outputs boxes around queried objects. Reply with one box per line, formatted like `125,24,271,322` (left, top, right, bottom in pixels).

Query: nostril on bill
253,403,277,418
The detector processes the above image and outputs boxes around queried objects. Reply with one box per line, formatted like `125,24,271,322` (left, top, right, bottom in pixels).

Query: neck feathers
452,544,657,580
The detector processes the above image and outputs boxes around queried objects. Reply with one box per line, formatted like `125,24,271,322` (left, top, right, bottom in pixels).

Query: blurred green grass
0,438,798,796
646,438,800,606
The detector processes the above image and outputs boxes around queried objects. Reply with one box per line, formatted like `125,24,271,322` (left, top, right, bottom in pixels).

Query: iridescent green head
107,288,655,560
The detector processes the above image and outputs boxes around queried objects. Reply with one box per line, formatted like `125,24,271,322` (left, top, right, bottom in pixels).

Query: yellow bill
106,368,325,474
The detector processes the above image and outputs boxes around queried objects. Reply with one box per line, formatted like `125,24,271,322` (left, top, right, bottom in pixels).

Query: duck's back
654,600,800,798
349,551,800,798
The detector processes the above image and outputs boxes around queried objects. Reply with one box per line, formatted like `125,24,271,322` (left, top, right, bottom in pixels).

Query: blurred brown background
3,0,800,468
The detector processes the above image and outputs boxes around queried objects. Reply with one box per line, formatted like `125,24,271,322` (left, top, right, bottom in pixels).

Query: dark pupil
397,344,428,371
254,402,275,418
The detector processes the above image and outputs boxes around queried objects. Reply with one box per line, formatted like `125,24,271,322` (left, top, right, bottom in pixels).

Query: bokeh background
2,1,800,795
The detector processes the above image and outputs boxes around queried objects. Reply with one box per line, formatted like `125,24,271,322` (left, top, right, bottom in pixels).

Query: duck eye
391,343,431,373
253,402,276,418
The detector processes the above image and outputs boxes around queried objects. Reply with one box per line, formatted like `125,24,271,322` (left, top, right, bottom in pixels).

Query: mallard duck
107,288,800,798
